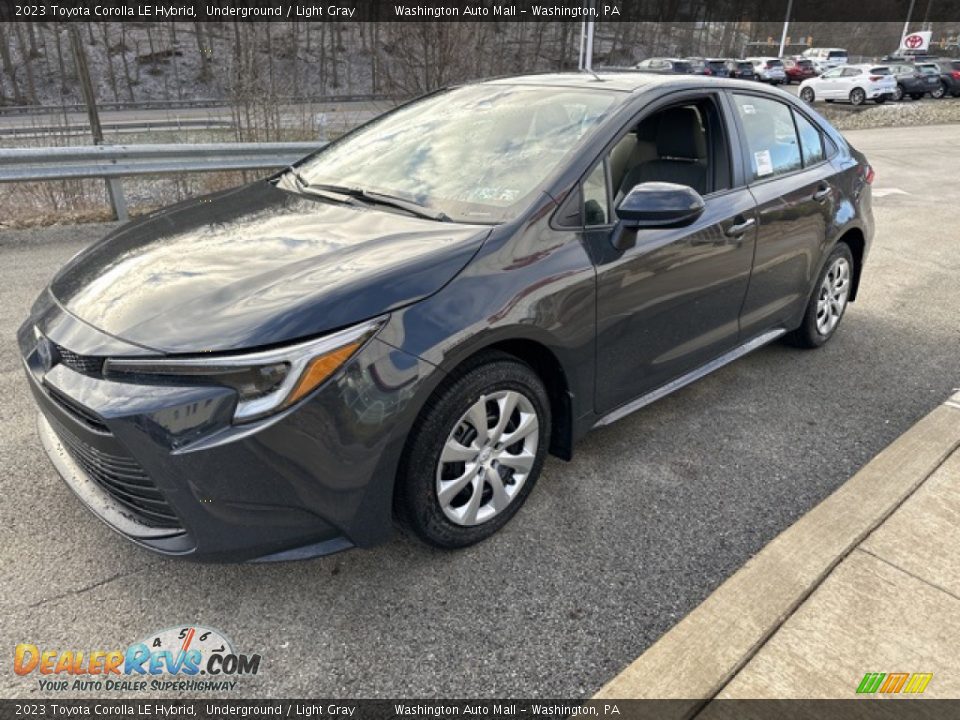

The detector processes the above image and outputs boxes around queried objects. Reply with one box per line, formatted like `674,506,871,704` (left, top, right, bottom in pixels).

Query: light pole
778,0,794,58
901,0,918,46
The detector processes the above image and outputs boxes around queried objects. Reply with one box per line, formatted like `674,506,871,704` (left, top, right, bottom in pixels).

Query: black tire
825,99,835,103
395,351,551,549
893,84,905,101
800,87,815,103
931,82,946,99
786,243,855,349
874,96,887,104
850,87,866,106
910,93,924,100
953,91,960,98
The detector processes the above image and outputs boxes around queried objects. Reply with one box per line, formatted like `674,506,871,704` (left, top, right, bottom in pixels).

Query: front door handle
724,216,756,238
813,184,832,202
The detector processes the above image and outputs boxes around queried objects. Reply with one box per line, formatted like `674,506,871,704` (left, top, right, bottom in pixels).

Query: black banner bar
0,700,958,720
2,0,960,23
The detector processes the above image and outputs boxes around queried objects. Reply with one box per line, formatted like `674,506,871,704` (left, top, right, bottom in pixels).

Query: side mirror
611,182,706,251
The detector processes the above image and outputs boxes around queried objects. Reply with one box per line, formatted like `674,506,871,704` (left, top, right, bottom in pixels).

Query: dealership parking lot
1,124,959,699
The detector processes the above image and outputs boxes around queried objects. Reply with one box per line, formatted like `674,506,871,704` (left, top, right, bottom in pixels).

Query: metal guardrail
0,141,326,221
0,94,392,116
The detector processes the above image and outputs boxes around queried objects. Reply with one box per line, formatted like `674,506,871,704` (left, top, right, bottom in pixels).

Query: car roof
480,71,806,96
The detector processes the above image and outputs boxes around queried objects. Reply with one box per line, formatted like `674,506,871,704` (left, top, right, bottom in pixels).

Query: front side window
733,94,802,181
298,84,619,223
821,68,843,78
583,162,610,227
842,68,862,77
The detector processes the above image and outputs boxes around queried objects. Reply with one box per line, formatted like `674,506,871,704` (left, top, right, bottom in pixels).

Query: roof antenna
582,67,604,81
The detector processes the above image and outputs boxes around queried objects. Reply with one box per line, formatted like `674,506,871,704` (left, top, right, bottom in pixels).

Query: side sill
593,328,787,429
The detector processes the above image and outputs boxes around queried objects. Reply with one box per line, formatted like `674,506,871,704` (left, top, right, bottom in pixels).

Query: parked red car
784,58,818,83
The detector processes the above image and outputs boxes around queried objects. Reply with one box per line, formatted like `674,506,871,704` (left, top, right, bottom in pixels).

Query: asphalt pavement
1,124,958,699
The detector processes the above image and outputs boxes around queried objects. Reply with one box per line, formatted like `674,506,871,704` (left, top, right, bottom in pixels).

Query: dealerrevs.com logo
14,625,262,693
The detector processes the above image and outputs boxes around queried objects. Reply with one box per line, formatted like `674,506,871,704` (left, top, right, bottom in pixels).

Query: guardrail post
106,178,128,221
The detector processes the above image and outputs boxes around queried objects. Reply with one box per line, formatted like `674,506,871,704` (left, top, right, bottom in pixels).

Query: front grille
54,344,104,376
49,417,181,530
46,385,110,434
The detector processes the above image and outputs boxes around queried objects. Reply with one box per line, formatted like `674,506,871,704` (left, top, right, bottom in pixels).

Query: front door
588,94,757,415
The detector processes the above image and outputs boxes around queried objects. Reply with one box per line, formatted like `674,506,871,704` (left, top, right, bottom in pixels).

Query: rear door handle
724,216,756,238
813,184,831,202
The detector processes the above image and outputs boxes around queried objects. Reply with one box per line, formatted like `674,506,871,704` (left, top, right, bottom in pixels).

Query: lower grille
49,417,181,530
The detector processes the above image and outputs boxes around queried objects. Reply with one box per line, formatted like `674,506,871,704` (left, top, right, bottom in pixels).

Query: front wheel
800,87,815,103
850,87,866,106
892,84,904,101
786,243,854,349
395,352,551,548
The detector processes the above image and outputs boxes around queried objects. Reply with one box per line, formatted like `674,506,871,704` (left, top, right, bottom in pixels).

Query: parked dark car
918,59,960,97
783,58,818,83
726,59,758,80
19,73,874,561
686,57,730,77
636,57,693,74
886,62,943,100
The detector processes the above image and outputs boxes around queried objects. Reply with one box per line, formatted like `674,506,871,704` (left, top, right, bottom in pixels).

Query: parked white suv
798,64,897,105
802,48,849,73
746,57,787,84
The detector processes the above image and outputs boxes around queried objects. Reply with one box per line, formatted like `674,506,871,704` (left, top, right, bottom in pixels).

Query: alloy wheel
815,257,851,336
893,84,904,101
931,83,946,99
850,88,866,105
436,390,539,526
801,87,815,103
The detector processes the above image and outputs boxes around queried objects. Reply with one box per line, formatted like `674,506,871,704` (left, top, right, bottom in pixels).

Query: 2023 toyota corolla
19,73,874,561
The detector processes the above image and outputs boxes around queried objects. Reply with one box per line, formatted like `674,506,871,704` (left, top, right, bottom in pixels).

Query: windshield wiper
307,182,452,223
282,169,366,207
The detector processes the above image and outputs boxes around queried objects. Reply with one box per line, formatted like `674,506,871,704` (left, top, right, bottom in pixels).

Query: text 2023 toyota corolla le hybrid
19,73,874,561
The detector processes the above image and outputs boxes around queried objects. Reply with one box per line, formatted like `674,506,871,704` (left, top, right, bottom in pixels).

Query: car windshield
919,65,939,75
674,61,692,72
828,51,847,59
738,62,753,70
768,60,784,67
296,84,620,223
707,61,726,70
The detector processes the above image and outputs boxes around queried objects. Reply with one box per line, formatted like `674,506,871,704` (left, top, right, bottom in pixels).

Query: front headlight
103,317,385,423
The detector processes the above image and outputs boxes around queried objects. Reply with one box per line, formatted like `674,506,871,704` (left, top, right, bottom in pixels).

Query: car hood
49,181,489,353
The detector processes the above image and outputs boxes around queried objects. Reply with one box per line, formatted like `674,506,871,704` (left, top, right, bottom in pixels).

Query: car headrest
656,107,706,161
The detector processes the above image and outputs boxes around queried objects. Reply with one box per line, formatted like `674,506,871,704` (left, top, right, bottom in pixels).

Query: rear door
589,92,758,414
728,92,837,337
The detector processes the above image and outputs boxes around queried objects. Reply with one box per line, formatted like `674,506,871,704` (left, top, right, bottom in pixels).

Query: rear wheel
931,83,946,99
786,243,854,349
849,87,866,106
800,87,815,103
893,84,905,101
395,352,551,549
874,96,887,104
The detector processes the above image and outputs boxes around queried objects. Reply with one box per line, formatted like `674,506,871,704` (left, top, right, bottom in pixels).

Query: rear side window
870,67,891,75
733,94,802,181
793,112,825,166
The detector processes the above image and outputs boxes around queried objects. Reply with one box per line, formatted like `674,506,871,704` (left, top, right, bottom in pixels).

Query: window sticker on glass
754,149,774,177
742,103,757,114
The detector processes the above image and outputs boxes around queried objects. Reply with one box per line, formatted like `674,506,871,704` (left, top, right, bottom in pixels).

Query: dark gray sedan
19,73,874,561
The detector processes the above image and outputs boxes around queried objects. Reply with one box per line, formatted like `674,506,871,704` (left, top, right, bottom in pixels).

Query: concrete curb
594,392,960,707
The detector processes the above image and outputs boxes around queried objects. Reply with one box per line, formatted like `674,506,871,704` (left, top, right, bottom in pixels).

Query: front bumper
18,301,437,562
